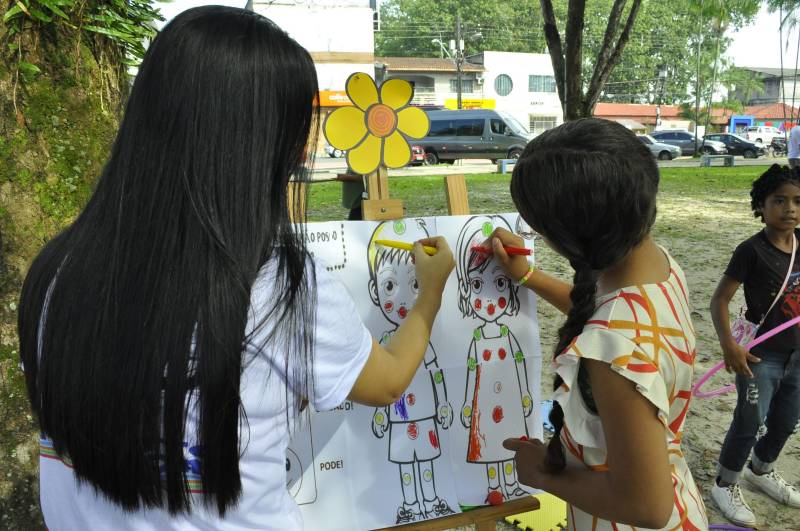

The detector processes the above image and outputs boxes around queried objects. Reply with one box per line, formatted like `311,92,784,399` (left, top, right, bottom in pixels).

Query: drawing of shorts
388,417,441,463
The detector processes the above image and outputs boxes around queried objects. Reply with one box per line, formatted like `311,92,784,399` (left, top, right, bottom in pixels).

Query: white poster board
288,214,543,530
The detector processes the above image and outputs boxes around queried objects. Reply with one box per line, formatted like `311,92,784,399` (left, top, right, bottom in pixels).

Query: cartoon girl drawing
367,219,455,524
455,215,533,504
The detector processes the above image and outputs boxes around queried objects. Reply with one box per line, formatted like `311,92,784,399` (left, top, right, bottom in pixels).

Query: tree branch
586,0,627,97
564,0,586,120
583,0,643,115
539,0,566,111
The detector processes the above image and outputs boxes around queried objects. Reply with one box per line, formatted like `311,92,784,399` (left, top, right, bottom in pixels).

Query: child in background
498,118,707,529
709,164,800,527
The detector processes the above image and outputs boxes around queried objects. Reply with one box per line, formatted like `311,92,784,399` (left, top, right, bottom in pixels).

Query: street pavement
309,155,786,181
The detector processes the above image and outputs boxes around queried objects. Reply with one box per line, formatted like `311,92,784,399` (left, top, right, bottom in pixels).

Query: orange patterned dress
553,250,708,530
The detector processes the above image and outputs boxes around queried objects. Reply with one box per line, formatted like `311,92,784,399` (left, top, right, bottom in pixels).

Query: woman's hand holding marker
412,237,455,297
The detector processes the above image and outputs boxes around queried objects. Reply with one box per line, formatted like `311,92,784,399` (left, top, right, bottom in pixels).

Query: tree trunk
582,0,642,116
539,0,567,114
564,0,586,120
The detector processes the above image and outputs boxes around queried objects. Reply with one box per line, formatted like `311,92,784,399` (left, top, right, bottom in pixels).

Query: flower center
366,104,397,138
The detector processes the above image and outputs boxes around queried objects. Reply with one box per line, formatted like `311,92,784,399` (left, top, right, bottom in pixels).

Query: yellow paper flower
323,73,430,175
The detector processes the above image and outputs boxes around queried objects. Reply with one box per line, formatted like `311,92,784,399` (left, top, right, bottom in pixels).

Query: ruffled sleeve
553,327,670,449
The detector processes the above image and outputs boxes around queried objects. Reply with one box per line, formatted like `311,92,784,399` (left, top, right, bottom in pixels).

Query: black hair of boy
750,164,800,221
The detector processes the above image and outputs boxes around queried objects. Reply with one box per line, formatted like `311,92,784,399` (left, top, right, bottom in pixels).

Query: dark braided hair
510,118,659,472
750,164,800,222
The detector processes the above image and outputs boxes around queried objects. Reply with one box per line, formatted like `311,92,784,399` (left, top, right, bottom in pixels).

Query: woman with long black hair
18,6,453,529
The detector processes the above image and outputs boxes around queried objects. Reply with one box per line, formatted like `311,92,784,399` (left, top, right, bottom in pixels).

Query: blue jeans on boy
717,346,800,485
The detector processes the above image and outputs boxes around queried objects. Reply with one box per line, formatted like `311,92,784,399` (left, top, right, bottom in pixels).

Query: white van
744,126,781,145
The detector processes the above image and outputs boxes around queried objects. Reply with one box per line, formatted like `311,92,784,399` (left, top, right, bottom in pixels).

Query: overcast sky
155,1,800,73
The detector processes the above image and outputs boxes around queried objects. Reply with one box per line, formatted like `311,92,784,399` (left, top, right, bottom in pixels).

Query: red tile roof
744,103,800,119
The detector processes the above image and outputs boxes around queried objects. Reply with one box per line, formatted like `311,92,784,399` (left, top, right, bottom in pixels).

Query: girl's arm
349,238,454,407
489,228,572,314
506,359,673,528
710,275,761,377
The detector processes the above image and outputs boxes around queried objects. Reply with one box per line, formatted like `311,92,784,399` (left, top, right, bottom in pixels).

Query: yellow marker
374,239,437,256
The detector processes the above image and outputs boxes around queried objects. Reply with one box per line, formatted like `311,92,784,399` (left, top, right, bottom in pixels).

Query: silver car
637,135,682,160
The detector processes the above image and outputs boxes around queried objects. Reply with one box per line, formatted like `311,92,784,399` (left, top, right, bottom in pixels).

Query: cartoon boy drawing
367,219,455,524
455,215,533,504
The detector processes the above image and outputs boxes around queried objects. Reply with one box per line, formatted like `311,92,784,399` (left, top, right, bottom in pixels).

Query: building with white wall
377,51,564,136
468,52,563,136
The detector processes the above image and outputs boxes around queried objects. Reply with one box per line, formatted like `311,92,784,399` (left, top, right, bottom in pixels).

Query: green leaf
28,6,52,22
83,24,133,41
3,4,23,23
18,61,41,76
38,0,70,20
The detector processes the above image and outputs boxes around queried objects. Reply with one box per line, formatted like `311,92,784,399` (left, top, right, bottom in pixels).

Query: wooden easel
289,170,542,530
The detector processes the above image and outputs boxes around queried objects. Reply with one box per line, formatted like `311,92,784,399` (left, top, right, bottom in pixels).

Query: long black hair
510,118,659,472
18,6,318,515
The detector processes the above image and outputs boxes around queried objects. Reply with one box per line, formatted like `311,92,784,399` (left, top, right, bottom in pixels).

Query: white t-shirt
38,261,373,530
789,125,800,159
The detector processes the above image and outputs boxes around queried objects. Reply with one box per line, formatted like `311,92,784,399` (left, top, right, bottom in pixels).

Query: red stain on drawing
428,430,439,449
467,366,484,461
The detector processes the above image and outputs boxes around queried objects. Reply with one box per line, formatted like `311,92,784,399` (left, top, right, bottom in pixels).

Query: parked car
637,134,682,160
649,130,727,156
704,133,765,158
419,109,532,165
410,145,425,165
743,125,781,145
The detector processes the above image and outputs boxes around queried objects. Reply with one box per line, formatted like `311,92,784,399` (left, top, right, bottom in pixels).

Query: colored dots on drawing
463,405,472,417
403,473,412,485
375,412,384,424
407,422,418,440
434,371,443,384
500,325,509,337
482,222,493,237
423,469,433,482
393,220,406,235
498,297,507,309
468,358,477,371
474,328,481,340
407,393,415,406
483,349,492,361
487,490,504,506
384,301,393,313
492,406,504,424
474,298,482,310
488,466,497,479
505,463,513,475
514,351,524,362
428,430,439,449
522,396,532,408
498,348,507,360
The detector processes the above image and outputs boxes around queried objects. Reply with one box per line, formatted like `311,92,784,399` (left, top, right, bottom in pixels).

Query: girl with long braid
497,119,707,529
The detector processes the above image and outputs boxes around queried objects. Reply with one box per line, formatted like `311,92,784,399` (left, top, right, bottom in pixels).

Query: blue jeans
717,347,800,484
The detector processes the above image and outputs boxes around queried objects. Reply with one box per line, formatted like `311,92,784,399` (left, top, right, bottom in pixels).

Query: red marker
471,245,532,256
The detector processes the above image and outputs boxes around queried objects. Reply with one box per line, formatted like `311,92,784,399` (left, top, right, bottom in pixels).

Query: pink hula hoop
692,315,800,399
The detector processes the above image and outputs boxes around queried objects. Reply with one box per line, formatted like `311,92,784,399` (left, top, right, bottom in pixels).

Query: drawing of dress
466,325,527,463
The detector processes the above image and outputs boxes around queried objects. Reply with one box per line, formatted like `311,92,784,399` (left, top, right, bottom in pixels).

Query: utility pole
455,12,463,109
